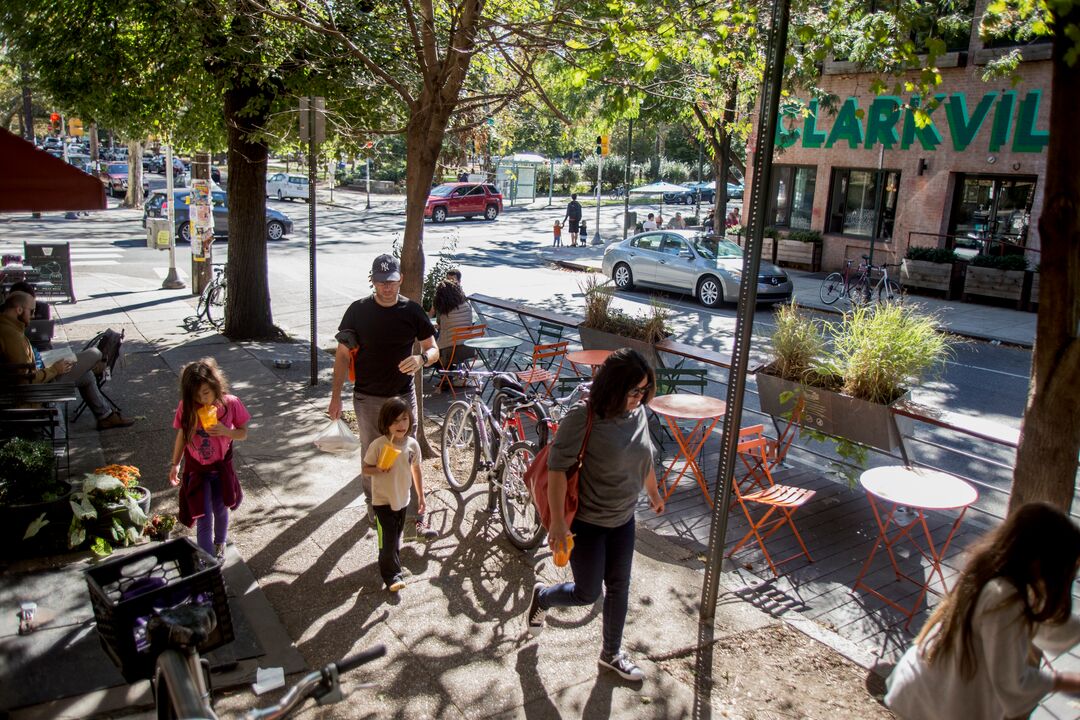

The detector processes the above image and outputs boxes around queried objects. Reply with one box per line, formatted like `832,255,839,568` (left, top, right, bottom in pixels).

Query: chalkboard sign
23,242,76,303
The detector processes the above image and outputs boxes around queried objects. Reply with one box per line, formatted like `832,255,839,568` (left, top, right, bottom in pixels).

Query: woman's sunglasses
628,383,653,398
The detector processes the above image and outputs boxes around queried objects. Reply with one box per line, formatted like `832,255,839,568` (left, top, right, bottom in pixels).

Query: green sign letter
825,97,864,149
1012,90,1049,153
802,99,827,149
900,95,943,151
864,96,902,149
989,91,1016,152
945,92,996,151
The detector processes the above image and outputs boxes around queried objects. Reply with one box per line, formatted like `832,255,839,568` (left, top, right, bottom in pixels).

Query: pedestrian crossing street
0,243,123,267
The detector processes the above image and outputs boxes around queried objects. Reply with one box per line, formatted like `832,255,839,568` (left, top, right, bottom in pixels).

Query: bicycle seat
492,374,524,394
148,604,217,650
861,254,870,260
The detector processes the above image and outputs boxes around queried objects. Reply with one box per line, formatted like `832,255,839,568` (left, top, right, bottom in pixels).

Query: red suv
424,182,503,222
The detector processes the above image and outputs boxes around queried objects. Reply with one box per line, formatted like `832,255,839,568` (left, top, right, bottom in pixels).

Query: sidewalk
537,243,1037,348
0,265,892,717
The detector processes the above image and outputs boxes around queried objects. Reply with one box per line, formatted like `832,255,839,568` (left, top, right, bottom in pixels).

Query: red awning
0,127,107,213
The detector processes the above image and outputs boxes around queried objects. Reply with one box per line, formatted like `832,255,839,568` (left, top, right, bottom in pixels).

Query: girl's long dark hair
588,348,655,419
918,502,1080,679
433,279,467,317
179,358,229,443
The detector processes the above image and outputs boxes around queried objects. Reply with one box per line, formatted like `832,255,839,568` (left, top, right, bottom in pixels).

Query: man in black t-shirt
329,253,439,535
563,193,583,246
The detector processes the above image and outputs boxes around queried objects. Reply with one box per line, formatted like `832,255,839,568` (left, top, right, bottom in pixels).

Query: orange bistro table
565,349,612,376
854,466,978,627
647,393,727,507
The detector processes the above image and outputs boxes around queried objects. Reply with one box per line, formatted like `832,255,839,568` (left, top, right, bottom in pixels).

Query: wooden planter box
733,236,775,261
755,370,912,453
901,258,955,295
578,325,662,369
963,266,1025,304
776,240,821,271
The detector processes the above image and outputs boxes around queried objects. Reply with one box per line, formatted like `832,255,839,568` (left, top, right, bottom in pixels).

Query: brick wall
744,30,1051,272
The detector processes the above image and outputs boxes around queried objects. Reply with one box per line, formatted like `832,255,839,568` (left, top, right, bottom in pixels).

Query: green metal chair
650,367,709,452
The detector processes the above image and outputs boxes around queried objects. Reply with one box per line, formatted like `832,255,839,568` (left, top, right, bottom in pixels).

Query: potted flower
963,253,1028,304
756,302,951,456
0,437,72,554
95,464,151,516
578,275,670,368
776,229,823,271
68,472,149,557
145,513,177,541
900,246,960,298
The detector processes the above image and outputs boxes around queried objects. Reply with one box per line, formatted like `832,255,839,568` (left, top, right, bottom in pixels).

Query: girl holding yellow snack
168,358,249,561
362,397,425,592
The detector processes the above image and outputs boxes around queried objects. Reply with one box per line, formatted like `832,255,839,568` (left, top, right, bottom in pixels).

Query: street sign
299,97,326,145
68,118,84,137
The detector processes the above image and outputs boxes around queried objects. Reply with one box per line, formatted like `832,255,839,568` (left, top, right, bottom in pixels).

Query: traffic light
595,135,602,156
49,112,61,135
68,118,84,137
600,134,610,157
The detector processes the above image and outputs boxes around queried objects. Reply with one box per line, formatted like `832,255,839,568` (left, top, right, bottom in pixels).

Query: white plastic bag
313,418,361,454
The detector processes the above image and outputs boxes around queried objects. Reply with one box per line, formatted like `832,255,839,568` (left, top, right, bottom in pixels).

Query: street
0,185,1033,432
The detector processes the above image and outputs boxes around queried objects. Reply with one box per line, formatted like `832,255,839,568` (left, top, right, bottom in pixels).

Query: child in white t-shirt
362,397,425,592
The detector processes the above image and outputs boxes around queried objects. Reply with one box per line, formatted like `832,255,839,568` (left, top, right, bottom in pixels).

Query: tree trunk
402,103,454,458
1008,14,1080,514
124,140,142,209
222,83,282,341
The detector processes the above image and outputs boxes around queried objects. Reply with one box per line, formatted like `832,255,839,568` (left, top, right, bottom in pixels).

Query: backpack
90,328,124,379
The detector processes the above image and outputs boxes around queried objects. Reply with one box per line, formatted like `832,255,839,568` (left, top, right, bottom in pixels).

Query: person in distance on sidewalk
525,348,665,682
0,290,134,431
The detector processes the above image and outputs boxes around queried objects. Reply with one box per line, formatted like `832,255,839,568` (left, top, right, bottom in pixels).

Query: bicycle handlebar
335,644,386,673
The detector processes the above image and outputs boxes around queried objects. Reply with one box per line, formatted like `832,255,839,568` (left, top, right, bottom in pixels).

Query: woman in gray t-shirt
525,348,665,682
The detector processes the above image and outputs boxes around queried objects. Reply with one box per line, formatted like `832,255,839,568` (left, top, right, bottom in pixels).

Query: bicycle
86,538,385,719
607,186,626,200
439,369,551,550
819,256,870,305
195,264,227,329
864,262,902,304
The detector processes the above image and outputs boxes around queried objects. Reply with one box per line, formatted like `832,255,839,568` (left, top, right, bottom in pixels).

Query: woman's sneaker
526,582,546,636
214,543,226,562
415,515,438,540
598,651,645,681
388,575,406,592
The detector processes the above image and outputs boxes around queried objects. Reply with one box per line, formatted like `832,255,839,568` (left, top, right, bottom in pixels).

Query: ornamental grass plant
580,275,669,344
767,302,824,384
824,303,951,404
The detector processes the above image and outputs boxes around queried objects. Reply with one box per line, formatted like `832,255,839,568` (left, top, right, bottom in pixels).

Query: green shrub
787,229,823,244
906,246,958,264
970,253,1028,271
580,275,669,343
768,303,823,383
764,226,780,240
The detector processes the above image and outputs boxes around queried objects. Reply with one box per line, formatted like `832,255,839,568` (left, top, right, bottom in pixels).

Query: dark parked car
142,189,292,241
424,182,503,222
97,162,149,198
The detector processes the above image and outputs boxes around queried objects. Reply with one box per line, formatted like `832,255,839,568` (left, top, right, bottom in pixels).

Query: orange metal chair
515,341,568,397
727,434,815,577
436,324,487,397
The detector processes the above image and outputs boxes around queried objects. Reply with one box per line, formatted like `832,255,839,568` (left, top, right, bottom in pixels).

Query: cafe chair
434,323,486,397
535,321,565,345
727,434,815,578
73,329,124,422
515,341,568,398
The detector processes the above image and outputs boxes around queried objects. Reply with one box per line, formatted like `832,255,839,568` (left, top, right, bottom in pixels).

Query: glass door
949,174,1037,252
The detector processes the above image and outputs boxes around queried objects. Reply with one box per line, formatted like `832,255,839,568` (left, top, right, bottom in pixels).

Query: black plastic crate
85,538,234,681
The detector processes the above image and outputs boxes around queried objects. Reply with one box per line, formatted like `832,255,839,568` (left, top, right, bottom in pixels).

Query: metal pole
308,98,319,387
594,153,603,244
624,119,633,239
696,143,703,223
699,0,792,621
548,157,554,207
365,158,371,209
161,144,184,289
20,65,33,143
329,160,334,204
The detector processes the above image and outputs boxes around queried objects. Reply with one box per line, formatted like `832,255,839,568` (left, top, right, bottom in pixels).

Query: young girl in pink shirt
168,358,250,561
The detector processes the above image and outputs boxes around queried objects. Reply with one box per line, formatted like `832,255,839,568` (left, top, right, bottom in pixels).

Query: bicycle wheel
849,277,872,306
499,441,545,550
441,401,479,491
819,272,844,305
877,279,902,304
205,282,226,329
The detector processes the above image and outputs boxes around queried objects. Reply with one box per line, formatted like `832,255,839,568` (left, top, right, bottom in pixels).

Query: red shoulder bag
525,405,593,529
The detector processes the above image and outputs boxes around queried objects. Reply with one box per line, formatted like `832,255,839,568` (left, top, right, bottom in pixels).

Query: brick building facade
745,0,1050,272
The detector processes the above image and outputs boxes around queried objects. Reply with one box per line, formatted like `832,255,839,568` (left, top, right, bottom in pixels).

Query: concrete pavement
2,254,894,718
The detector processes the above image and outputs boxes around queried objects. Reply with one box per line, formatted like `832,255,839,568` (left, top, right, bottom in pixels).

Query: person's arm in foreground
645,465,664,514
328,342,351,420
168,429,185,486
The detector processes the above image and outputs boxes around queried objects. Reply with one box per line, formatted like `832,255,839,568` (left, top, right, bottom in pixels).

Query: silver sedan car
601,230,793,307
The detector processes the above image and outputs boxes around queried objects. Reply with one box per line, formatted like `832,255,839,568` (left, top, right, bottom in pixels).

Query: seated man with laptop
0,290,134,431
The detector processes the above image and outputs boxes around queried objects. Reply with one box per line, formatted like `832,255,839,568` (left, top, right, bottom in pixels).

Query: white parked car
266,173,310,202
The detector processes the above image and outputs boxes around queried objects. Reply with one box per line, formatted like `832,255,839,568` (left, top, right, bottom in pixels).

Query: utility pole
161,144,184,289
20,65,32,143
696,143,703,223
300,96,325,387
548,157,554,207
366,158,371,210
624,120,633,239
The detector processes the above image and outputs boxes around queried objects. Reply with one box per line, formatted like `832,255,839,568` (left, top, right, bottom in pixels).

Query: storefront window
948,174,1036,251
827,168,900,240
767,165,816,229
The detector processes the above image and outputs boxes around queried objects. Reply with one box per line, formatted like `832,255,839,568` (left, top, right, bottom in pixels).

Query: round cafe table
565,349,612,376
854,466,978,628
647,393,727,506
464,336,523,392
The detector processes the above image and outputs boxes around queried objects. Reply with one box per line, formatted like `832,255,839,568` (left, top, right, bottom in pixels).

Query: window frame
826,167,901,240
766,164,817,229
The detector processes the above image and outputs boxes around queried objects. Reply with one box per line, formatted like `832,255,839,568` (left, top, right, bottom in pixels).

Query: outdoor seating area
456,292,1078,681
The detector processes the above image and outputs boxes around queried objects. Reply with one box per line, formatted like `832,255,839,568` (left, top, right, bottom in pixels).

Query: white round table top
648,393,726,421
860,466,977,510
